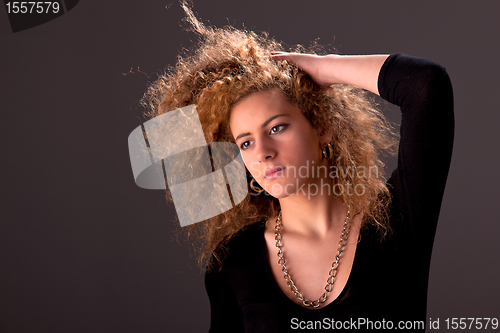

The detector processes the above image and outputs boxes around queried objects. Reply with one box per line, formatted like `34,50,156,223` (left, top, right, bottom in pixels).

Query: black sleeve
378,53,455,247
204,257,245,332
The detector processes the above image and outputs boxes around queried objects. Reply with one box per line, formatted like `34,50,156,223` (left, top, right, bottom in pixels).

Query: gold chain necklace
274,206,351,308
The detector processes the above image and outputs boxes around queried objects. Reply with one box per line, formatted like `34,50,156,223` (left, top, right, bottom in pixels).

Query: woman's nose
255,137,276,163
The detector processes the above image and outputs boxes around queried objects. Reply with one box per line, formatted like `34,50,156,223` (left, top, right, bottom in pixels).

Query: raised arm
378,53,454,245
272,52,455,245
270,52,389,95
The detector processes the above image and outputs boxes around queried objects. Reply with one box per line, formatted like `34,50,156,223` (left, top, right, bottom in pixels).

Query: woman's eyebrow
234,114,289,141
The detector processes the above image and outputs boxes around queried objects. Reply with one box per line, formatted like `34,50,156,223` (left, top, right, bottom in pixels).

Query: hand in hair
270,52,388,96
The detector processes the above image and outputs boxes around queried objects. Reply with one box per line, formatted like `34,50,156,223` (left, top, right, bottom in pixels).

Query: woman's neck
278,192,349,241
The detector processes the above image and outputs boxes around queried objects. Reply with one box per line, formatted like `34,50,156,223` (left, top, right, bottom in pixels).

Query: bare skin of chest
263,215,361,309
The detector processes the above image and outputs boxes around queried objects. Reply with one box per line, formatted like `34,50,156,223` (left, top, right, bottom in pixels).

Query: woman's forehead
229,89,300,137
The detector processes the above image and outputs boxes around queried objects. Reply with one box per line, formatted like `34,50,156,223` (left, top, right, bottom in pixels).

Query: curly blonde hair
140,3,398,272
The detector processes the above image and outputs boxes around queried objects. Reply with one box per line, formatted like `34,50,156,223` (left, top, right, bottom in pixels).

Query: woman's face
229,89,330,199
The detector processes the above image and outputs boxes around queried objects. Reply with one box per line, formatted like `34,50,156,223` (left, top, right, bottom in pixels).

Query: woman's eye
270,124,287,134
239,125,288,151
240,141,251,150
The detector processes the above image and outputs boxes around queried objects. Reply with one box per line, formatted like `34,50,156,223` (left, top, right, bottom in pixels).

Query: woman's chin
262,181,295,199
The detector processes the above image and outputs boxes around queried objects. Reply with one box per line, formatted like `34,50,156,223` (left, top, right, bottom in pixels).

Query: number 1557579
5,2,60,14
444,318,498,330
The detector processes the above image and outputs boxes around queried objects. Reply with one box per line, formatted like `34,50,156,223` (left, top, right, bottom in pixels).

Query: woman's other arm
205,260,245,332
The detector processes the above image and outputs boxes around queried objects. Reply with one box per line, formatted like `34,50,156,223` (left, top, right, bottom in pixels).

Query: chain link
274,206,351,308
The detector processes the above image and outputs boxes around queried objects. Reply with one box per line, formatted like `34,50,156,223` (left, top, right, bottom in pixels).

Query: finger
270,55,296,65
269,54,289,61
270,53,293,60
270,56,293,64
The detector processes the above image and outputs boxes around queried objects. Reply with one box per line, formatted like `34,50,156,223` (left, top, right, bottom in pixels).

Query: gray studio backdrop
1,1,499,332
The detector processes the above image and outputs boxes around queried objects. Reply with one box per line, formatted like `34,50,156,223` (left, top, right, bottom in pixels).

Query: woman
142,4,454,332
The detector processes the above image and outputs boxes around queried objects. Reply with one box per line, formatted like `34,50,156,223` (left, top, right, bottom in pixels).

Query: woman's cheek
243,157,262,179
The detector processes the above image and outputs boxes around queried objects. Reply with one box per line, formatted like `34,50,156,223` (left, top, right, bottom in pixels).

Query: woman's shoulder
228,219,266,247
210,219,268,271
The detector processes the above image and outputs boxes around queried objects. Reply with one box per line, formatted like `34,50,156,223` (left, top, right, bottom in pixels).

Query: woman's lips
265,166,286,179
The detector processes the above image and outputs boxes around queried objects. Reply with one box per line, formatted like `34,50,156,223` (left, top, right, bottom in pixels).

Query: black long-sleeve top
204,53,455,332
